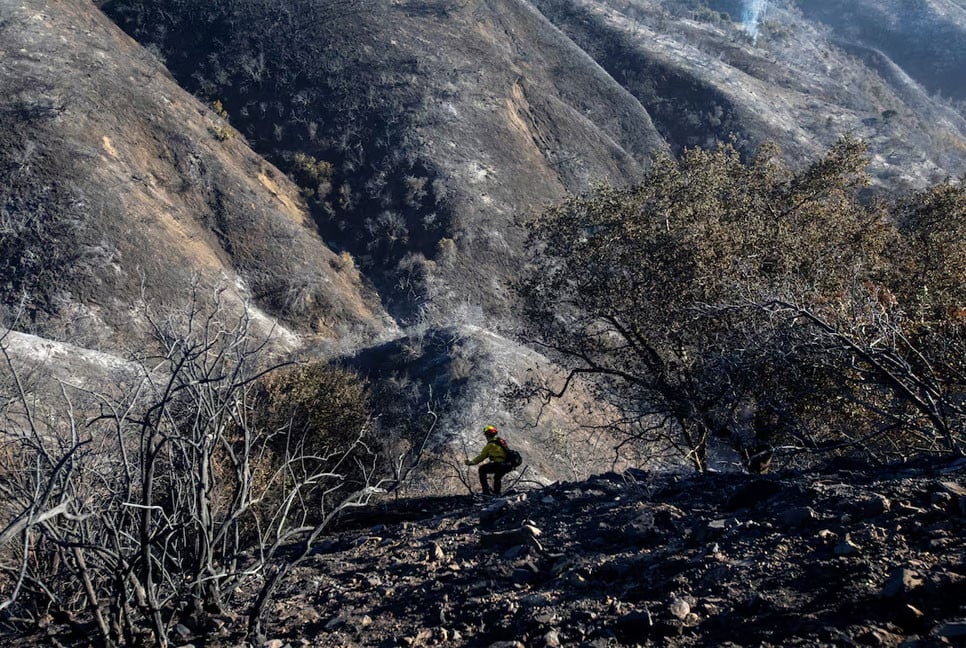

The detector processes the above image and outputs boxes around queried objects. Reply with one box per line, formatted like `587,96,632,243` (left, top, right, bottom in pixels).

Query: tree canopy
515,138,964,471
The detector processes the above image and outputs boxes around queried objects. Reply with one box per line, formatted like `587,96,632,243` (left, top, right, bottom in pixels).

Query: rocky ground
165,455,966,647
16,456,966,648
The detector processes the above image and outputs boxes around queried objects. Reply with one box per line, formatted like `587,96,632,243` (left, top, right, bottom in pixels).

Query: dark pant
479,462,512,495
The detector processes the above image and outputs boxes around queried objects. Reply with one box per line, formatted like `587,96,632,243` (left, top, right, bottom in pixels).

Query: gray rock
834,537,861,555
928,569,965,593
479,500,509,526
882,567,924,598
895,501,927,515
859,626,903,645
543,629,562,647
405,629,433,645
937,481,966,497
325,615,347,630
616,609,654,637
502,544,528,560
480,524,543,549
521,593,552,607
818,529,838,543
858,493,891,517
428,541,445,563
781,506,817,527
207,616,231,631
668,597,691,620
934,620,966,638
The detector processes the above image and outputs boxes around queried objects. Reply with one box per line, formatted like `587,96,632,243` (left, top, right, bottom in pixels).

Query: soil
31,455,957,648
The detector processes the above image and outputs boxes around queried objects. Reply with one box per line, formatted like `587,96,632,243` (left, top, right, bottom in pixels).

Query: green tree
515,138,963,471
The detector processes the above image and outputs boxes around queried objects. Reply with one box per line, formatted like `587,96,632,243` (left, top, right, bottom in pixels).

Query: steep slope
99,0,966,333
0,0,395,356
19,457,964,646
300,460,965,647
797,0,966,102
9,0,966,341
532,0,966,186
380,0,669,323
341,324,639,489
100,0,668,325
0,0,634,490
3,0,966,485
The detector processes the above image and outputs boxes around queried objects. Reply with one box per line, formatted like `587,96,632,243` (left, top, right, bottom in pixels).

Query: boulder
933,620,966,639
881,568,924,598
857,493,891,517
615,609,654,641
480,524,543,549
834,537,861,555
725,479,783,511
668,598,691,621
781,506,818,527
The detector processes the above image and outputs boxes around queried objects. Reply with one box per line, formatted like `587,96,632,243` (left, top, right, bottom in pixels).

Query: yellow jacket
468,439,507,465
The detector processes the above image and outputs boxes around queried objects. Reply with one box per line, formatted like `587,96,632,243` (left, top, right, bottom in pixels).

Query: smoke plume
742,0,768,42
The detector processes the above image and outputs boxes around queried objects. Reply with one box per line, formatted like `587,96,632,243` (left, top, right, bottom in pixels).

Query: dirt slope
0,0,395,353
95,0,966,332
20,457,965,647
277,458,965,647
2,0,966,495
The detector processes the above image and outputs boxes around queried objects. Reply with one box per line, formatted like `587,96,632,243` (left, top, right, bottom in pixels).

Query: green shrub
292,152,335,198
516,137,964,470
254,361,370,458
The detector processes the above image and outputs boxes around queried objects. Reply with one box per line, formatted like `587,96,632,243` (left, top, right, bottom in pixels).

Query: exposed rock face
22,456,962,646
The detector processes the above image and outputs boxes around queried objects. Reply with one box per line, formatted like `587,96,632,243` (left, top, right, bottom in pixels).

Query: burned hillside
21,456,966,647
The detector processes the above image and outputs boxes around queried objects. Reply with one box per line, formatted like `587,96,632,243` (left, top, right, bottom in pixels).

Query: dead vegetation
0,296,414,646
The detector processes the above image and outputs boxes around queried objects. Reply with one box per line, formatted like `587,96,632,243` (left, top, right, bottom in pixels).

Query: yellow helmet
483,425,498,437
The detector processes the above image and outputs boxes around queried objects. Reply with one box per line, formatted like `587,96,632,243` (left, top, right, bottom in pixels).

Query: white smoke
741,0,768,42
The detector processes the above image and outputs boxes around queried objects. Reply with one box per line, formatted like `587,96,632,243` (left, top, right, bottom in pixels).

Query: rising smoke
741,0,768,42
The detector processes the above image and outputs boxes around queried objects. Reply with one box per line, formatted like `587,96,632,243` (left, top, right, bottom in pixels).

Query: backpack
497,438,523,468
